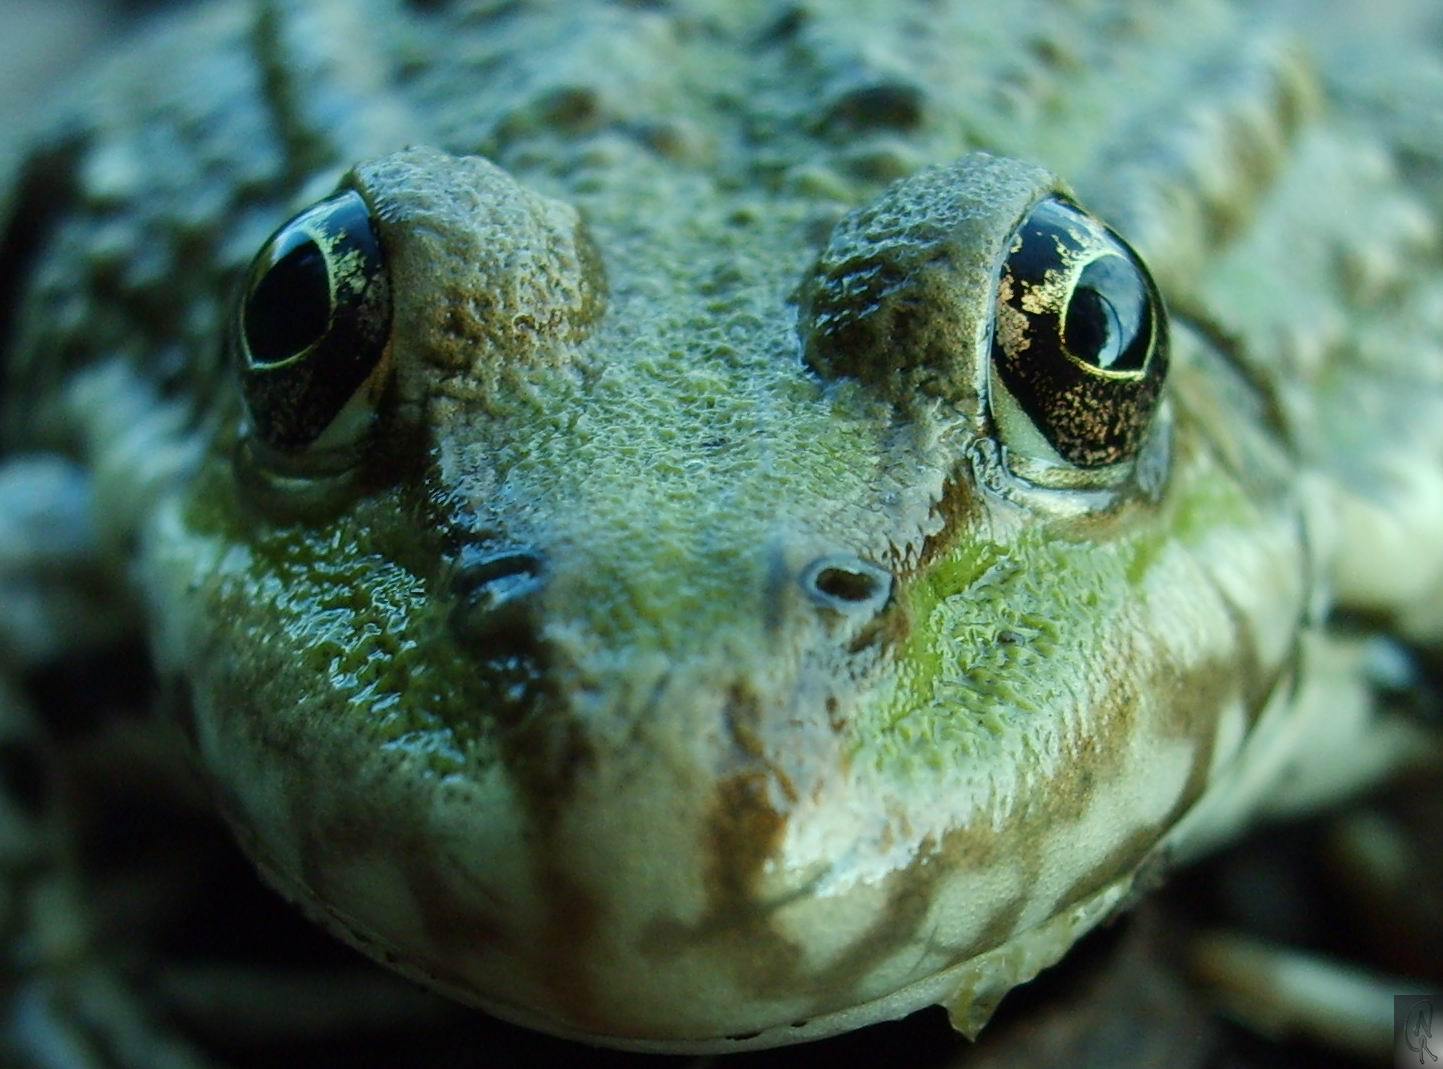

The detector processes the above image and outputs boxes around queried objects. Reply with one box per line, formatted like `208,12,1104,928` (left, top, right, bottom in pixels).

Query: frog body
2,0,1442,1054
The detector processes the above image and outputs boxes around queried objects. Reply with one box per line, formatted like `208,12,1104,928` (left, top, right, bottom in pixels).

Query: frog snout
444,536,897,671
448,546,547,650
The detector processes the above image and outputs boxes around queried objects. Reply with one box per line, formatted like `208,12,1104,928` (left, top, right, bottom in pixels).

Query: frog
2,0,1442,1060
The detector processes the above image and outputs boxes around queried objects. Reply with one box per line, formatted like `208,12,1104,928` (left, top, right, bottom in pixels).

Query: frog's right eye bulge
990,198,1168,468
233,189,392,453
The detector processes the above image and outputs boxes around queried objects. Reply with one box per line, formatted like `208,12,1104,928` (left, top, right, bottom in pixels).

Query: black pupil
243,233,331,364
1064,255,1150,372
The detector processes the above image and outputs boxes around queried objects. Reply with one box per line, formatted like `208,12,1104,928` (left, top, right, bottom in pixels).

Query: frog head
148,146,1306,1049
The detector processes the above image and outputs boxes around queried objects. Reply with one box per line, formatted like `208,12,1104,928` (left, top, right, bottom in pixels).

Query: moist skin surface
3,0,1443,1052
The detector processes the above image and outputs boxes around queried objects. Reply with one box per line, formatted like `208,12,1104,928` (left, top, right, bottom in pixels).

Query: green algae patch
172,458,502,778
850,523,1134,786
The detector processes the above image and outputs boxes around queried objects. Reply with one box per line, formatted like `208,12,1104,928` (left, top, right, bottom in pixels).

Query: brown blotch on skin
1055,824,1167,919
295,802,389,917
283,763,509,999
912,805,1046,967
789,840,994,1020
506,708,597,822
710,779,784,891
1052,641,1265,920
348,147,607,411
640,763,801,997
464,656,604,1023
538,861,604,1030
723,683,799,805
918,635,1153,962
500,85,604,138
470,644,597,828
906,466,985,577
844,599,910,654
404,851,508,968
798,155,1054,404
803,252,973,400
964,890,1032,963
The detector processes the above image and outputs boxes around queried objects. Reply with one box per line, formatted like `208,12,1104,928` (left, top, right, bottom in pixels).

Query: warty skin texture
3,0,1443,1052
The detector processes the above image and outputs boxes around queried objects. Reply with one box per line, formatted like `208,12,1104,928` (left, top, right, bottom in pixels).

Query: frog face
147,145,1304,1050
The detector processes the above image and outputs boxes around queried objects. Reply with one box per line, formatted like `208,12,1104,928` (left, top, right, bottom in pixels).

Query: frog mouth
179,496,1250,1053
394,867,1138,1054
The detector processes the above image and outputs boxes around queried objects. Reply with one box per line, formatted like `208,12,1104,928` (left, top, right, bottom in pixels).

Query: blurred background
2,1,136,136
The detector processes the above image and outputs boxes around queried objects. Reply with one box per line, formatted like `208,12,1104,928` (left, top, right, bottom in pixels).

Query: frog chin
328,867,1139,1055
171,630,1097,1053
231,725,1148,1056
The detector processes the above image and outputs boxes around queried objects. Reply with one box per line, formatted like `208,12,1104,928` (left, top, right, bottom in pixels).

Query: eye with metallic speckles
233,189,392,455
989,197,1168,469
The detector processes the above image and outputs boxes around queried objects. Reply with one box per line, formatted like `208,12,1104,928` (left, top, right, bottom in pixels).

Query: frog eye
234,189,392,453
990,197,1167,468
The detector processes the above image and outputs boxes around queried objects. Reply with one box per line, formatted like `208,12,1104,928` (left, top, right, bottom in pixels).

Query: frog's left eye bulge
990,197,1168,468
234,189,392,452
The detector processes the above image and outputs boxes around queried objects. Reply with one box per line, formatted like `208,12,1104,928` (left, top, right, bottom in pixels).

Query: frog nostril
450,548,546,648
800,555,893,614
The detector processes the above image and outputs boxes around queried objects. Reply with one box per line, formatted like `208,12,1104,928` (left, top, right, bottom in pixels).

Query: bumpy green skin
4,0,1443,1052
